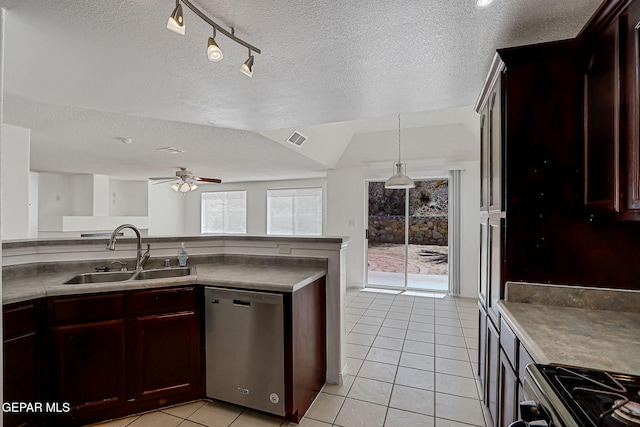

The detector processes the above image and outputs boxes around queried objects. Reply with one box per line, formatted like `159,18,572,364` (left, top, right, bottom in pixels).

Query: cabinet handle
233,300,251,307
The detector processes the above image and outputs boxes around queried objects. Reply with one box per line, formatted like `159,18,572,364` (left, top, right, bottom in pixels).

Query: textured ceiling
0,0,603,182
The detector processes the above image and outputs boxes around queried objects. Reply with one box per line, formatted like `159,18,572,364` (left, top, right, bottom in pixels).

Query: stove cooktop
534,365,640,427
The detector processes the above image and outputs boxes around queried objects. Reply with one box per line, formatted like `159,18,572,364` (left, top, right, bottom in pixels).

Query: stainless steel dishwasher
204,286,285,416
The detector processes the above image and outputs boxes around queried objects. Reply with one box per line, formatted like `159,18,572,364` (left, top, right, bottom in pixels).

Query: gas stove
519,364,640,427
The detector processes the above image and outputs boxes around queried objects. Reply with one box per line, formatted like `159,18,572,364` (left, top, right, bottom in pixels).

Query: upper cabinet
582,0,640,220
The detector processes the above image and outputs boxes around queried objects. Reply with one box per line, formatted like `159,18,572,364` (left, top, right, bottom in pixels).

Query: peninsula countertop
3,263,327,305
498,282,640,375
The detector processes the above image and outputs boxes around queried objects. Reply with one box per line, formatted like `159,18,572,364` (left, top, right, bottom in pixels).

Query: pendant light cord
398,114,402,163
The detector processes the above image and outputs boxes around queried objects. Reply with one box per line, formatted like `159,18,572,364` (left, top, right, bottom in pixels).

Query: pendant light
385,114,415,189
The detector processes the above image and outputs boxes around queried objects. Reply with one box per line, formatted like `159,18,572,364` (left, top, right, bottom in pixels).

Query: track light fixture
166,1,185,35
207,28,223,61
240,49,254,77
166,0,261,76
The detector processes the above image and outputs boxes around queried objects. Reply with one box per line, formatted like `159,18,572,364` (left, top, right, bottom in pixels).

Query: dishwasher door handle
233,299,252,307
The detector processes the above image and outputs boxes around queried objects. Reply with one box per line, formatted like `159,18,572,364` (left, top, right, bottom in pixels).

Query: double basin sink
63,267,195,285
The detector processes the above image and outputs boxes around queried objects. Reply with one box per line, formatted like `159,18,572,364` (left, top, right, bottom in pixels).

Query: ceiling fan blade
152,179,177,185
194,177,222,183
149,177,178,180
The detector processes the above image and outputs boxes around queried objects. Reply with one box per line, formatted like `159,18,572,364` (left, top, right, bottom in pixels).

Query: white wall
148,181,186,236
1,123,31,239
110,179,148,216
183,178,328,236
28,171,38,237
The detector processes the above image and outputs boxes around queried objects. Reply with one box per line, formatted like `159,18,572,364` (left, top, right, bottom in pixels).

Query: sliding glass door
366,179,449,292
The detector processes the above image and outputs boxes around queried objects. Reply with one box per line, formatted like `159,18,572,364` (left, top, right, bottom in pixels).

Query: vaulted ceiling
0,0,603,182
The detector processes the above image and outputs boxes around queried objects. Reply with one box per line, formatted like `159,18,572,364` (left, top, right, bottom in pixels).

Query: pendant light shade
240,53,254,77
170,182,180,192
385,114,415,189
167,2,185,35
385,162,415,189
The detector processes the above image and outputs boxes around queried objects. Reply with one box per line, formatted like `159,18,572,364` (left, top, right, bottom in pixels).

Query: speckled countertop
3,263,327,305
499,282,640,375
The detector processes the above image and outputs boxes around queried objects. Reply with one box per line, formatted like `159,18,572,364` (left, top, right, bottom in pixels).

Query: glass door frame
364,177,451,292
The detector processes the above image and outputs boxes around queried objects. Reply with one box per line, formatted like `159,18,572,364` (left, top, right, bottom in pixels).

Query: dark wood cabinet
3,300,44,427
47,286,203,426
624,1,640,214
284,278,326,423
583,16,621,212
486,319,500,427
48,293,127,426
499,350,518,427
128,287,203,410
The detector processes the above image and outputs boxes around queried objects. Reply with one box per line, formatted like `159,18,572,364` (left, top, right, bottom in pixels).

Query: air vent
157,147,185,154
287,131,307,147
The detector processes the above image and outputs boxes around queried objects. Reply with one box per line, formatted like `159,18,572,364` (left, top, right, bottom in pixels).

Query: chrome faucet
106,224,147,271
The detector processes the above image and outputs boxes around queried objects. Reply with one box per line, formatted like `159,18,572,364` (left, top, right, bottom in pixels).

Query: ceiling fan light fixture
189,182,198,191
179,182,191,193
170,183,180,192
167,2,185,35
240,52,254,77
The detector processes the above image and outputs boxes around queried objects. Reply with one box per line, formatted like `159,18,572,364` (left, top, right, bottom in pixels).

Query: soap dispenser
178,242,189,267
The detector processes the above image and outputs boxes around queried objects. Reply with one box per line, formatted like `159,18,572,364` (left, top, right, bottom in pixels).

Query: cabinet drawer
3,301,39,338
518,343,535,383
500,317,518,370
50,293,125,326
130,286,196,316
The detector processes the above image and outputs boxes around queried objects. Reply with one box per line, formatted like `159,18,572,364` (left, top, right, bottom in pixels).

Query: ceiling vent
287,131,307,147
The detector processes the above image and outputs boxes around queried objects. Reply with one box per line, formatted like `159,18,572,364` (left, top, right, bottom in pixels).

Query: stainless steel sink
63,271,136,284
132,267,194,280
61,267,195,285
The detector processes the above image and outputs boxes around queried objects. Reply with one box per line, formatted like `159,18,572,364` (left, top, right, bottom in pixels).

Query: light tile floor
93,288,486,427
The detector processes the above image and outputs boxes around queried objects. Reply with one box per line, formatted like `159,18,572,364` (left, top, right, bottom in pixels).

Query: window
201,191,247,234
267,187,322,235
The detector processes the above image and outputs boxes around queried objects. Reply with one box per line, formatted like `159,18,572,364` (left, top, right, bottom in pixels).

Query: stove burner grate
612,400,640,426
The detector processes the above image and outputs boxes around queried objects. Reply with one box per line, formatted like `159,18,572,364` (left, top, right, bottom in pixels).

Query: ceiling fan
149,167,222,193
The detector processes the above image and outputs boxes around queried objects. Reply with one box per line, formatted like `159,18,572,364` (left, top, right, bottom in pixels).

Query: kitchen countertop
3,263,327,305
498,282,640,375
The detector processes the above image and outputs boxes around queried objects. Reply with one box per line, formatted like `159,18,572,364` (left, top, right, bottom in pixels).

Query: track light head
207,36,223,61
240,54,254,77
167,3,185,35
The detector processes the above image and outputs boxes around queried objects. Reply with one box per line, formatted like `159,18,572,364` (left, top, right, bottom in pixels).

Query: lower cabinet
284,278,326,423
499,350,518,427
128,287,203,410
3,299,44,427
478,308,537,427
46,286,203,426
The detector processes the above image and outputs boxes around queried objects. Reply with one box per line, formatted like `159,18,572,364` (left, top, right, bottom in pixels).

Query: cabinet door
130,311,202,404
583,17,621,212
499,350,518,427
489,83,504,213
481,107,490,211
51,319,127,423
487,215,505,324
4,332,39,427
625,2,640,212
478,306,487,400
479,217,489,306
486,319,500,427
